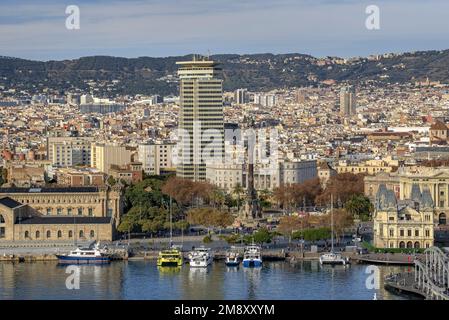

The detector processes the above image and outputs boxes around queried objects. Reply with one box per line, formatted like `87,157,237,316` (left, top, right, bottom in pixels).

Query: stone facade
373,184,434,249
0,197,114,241
0,185,124,228
365,167,449,226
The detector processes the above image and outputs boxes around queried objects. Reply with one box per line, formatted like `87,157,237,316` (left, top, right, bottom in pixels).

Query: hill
1,50,449,96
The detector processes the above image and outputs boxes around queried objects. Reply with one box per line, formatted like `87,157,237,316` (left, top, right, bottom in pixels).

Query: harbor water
0,260,413,300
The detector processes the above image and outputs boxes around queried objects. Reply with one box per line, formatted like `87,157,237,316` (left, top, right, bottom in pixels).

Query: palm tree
232,183,245,211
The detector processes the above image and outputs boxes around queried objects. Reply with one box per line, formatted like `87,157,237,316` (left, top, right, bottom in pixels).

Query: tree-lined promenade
117,172,373,243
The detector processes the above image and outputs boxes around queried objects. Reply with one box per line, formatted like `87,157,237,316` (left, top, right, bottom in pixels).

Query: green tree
247,227,273,244
344,195,374,220
232,183,245,211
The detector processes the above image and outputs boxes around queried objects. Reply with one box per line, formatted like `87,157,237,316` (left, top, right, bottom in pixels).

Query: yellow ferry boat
157,249,183,267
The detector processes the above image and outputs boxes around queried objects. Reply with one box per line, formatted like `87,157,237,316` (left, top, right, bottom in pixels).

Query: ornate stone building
0,197,114,241
373,184,434,249
0,184,124,242
365,167,449,226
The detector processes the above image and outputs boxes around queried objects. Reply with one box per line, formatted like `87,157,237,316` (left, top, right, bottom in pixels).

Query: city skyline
1,0,449,61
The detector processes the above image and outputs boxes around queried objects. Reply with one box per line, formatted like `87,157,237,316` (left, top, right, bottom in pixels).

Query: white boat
56,242,110,264
225,246,241,267
188,247,213,267
319,252,349,265
243,244,262,268
319,195,350,266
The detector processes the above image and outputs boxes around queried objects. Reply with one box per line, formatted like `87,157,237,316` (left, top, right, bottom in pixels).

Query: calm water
0,260,410,300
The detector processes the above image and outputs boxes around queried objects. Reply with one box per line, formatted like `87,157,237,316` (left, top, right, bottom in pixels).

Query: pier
384,247,449,300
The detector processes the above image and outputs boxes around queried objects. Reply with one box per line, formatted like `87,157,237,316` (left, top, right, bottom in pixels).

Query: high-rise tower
339,85,356,116
176,57,224,181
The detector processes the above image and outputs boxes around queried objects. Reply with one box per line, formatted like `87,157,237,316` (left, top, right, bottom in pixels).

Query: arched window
46,230,51,238
25,231,29,238
36,231,40,238
414,242,420,249
57,230,62,238
399,241,405,248
68,230,73,238
0,214,5,223
90,230,95,238
439,213,447,225
79,230,84,238
406,241,413,249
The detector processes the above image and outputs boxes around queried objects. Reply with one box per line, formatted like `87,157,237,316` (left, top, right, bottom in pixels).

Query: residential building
138,142,174,175
91,143,135,174
47,136,93,167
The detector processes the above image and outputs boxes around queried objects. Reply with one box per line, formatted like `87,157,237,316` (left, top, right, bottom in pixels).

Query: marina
0,260,408,300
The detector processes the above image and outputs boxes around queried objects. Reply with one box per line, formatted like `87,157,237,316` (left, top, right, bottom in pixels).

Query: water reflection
243,267,261,300
0,260,408,300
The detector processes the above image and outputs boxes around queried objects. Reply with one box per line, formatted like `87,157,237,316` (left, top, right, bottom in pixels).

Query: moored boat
225,246,241,267
242,244,262,268
319,194,350,266
319,252,349,265
157,248,183,267
56,243,110,264
188,247,213,267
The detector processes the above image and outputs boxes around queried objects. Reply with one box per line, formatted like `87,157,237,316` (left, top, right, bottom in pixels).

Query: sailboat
319,195,350,266
157,196,183,267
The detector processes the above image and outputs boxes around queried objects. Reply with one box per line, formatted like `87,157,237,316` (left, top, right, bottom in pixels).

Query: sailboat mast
331,194,334,252
169,196,173,248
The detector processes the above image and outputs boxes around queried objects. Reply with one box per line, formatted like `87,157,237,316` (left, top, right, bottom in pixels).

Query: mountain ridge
1,49,449,96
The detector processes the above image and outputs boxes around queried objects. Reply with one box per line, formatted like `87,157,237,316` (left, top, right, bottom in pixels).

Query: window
425,229,430,237
36,231,40,238
79,230,84,238
57,208,62,215
0,227,5,238
88,208,93,216
25,231,29,238
407,229,412,237
68,230,73,238
400,229,404,237
67,208,72,215
46,230,51,238
90,230,95,238
46,208,52,215
389,229,394,237
0,214,5,223
57,230,62,238
415,230,419,237
78,208,83,216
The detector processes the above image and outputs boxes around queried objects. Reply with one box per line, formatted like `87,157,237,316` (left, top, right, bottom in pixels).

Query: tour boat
56,242,110,264
188,247,213,267
157,248,183,267
156,197,183,268
242,244,262,268
319,195,350,266
225,247,241,267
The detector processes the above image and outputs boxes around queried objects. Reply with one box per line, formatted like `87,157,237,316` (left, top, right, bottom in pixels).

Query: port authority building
0,185,124,242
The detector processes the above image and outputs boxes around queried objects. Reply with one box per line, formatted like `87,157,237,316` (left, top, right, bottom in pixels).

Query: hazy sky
1,0,448,61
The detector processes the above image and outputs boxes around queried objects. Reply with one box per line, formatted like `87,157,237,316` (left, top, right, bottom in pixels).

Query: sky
0,0,449,61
